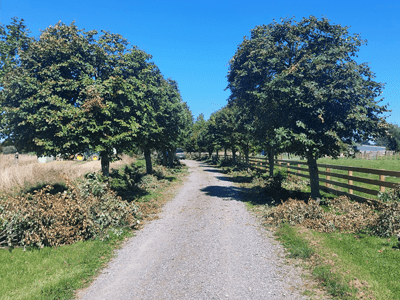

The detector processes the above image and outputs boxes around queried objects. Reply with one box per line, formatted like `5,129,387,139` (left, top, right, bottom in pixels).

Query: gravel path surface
78,160,311,300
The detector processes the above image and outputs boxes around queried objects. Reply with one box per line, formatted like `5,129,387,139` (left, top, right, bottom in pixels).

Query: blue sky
1,0,399,125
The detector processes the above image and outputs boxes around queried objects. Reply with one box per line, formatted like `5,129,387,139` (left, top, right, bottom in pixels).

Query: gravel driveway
78,160,311,300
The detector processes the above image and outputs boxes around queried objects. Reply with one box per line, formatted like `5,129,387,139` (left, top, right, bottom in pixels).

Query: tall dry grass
0,154,136,193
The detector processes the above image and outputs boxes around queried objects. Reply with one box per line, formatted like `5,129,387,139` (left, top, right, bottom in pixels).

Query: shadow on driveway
200,185,251,201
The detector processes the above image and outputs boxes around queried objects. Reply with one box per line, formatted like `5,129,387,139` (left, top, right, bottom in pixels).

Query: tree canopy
0,19,192,176
227,16,389,198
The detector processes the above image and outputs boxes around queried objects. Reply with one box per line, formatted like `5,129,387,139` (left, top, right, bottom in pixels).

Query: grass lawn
0,230,132,300
0,158,188,299
275,225,400,299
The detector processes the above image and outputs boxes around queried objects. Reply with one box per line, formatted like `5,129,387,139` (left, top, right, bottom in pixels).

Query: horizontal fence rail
220,153,400,203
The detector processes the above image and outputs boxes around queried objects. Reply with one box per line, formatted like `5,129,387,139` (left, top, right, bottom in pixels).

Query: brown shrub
265,196,378,233
0,176,140,248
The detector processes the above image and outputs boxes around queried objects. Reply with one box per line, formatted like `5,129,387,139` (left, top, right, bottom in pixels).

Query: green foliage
1,145,17,154
374,123,400,151
0,17,32,81
191,114,208,154
0,19,191,177
378,184,400,203
227,16,389,198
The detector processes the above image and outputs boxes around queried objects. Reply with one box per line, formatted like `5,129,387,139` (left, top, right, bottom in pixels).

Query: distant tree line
0,18,193,175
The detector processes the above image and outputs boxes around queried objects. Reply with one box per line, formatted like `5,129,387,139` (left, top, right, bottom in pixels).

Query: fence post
326,168,331,188
279,161,281,170
380,174,385,193
348,170,353,194
287,162,290,175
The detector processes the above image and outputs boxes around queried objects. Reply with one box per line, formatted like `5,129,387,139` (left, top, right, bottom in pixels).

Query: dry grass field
0,153,136,193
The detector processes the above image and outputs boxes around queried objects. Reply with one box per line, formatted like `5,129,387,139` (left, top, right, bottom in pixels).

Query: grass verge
0,229,132,300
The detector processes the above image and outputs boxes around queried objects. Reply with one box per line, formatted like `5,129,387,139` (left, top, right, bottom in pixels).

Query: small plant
378,184,400,203
312,265,356,297
374,202,400,237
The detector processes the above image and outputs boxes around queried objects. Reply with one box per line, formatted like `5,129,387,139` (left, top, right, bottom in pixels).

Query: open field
0,154,135,194
316,157,400,200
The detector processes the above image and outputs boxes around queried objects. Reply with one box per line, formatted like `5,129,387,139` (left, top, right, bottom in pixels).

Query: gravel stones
78,160,312,300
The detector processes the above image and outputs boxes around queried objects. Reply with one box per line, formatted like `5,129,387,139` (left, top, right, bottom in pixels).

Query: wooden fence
222,154,400,203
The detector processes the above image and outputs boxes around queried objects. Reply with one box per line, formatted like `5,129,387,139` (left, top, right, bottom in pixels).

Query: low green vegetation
0,229,132,300
0,157,188,299
275,224,314,259
214,158,400,299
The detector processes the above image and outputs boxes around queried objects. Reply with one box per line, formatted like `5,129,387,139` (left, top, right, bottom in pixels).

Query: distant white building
356,145,386,154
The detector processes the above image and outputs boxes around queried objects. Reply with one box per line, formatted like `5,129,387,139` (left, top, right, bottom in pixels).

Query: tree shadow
202,168,222,173
200,185,252,201
24,183,68,195
205,169,312,207
215,175,253,184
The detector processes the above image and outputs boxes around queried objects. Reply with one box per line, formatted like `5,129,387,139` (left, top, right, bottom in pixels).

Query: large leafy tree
157,79,192,167
228,16,388,198
0,21,155,176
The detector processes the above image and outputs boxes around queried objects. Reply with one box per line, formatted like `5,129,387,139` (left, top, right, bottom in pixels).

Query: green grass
274,217,400,299
275,224,314,259
0,229,132,300
316,231,400,299
275,224,356,299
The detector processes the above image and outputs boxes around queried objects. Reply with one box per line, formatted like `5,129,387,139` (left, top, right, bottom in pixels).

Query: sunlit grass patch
0,229,132,300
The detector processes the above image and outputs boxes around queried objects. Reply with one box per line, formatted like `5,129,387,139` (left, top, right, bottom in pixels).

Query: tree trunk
168,149,174,167
144,148,153,174
100,152,110,177
216,149,219,160
232,147,236,164
307,153,321,199
224,148,227,159
244,149,249,164
162,149,167,166
268,148,274,177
